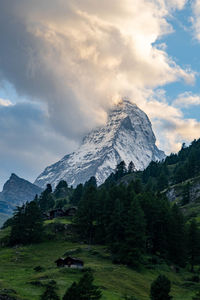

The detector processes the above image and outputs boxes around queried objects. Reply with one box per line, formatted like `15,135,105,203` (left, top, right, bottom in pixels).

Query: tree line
74,177,200,270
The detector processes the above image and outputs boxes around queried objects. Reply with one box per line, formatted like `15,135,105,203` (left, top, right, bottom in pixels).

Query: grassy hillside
0,218,199,300
1,140,200,299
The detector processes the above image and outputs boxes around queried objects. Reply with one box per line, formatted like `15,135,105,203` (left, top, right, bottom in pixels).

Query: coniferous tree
188,220,200,272
10,200,43,245
84,176,97,188
94,187,109,244
140,193,170,256
123,198,146,267
157,171,168,191
128,161,135,174
41,281,59,300
107,198,125,262
70,184,83,206
63,272,101,300
115,161,127,180
168,204,186,267
132,179,143,194
75,185,97,244
193,291,200,300
9,204,26,245
63,282,79,300
54,180,68,199
150,275,172,300
39,184,54,212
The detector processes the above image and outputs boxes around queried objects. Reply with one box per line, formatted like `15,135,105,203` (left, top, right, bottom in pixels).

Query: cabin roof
65,256,83,263
55,256,84,265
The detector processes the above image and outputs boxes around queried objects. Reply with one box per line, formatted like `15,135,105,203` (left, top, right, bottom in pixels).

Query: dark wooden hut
55,256,84,268
65,207,77,217
64,257,84,268
55,258,65,267
49,209,65,219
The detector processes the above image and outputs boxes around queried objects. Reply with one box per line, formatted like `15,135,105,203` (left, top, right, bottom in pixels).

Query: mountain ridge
35,100,165,188
0,173,42,226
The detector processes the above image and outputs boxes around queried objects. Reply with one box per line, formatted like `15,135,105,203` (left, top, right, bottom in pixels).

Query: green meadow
0,219,199,300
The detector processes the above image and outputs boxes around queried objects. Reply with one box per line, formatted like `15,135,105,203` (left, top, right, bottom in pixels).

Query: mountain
0,173,42,226
35,100,165,188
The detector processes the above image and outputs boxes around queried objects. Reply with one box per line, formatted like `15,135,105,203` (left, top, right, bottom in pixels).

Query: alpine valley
1,101,200,300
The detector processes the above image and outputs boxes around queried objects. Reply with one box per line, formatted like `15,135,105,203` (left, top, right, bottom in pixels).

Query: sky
0,0,200,189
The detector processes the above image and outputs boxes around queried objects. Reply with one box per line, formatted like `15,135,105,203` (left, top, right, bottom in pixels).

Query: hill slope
0,222,197,300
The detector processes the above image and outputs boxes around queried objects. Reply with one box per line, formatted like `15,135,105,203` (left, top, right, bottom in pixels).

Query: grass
0,216,200,299
44,217,73,225
0,234,199,300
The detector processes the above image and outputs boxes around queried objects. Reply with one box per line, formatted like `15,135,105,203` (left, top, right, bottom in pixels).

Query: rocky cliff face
166,176,200,203
35,100,165,188
0,174,42,226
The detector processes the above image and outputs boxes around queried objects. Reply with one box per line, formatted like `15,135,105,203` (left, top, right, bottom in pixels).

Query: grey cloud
0,102,78,189
0,0,193,137
0,0,196,187
0,1,90,139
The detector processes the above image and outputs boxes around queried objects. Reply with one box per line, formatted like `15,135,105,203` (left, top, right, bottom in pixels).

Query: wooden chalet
55,256,84,269
49,207,77,219
55,257,65,267
65,207,77,216
49,208,65,219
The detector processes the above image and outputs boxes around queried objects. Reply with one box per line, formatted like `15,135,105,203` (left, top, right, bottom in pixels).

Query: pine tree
123,198,146,267
150,275,172,300
63,272,101,300
140,193,170,256
39,184,54,212
157,171,168,191
54,180,68,199
41,281,60,300
84,176,97,188
115,161,127,179
10,200,43,245
75,185,97,244
132,179,143,194
70,184,83,206
188,220,200,272
168,204,186,267
63,282,79,300
106,198,125,262
9,204,26,245
193,291,200,300
128,161,135,174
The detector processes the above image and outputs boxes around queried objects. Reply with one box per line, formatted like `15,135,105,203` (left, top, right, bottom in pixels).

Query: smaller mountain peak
10,173,18,179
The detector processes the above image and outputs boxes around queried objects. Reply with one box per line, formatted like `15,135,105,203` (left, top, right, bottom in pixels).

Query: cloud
191,0,200,41
0,102,78,188
0,98,12,107
0,0,198,187
139,93,200,154
0,0,194,136
173,91,200,107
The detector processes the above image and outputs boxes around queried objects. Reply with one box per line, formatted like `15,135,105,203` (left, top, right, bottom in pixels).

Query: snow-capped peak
35,100,165,188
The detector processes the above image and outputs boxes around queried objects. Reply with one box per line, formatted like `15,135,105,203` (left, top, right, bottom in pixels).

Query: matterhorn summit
35,99,165,188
